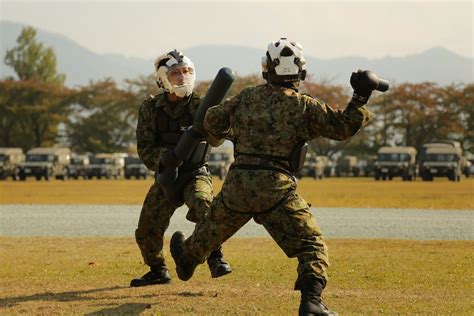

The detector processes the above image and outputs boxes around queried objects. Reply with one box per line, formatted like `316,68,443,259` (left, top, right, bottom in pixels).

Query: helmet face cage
262,38,306,83
155,50,196,97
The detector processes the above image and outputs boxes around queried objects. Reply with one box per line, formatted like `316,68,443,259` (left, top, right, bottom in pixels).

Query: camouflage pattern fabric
135,92,216,267
182,83,373,289
135,175,213,267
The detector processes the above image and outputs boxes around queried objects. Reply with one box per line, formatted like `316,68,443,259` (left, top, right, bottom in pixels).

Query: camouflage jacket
136,92,221,172
204,84,373,168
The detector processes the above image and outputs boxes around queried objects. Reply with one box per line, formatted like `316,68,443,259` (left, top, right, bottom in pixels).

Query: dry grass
1,177,473,209
0,237,472,315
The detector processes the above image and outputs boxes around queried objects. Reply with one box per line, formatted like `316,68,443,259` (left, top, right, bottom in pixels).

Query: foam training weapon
157,68,235,207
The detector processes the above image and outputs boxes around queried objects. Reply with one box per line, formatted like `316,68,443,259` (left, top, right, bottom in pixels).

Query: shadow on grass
0,286,128,308
85,303,152,315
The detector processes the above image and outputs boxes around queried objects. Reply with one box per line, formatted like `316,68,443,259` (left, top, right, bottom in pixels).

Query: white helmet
154,50,195,98
262,38,306,83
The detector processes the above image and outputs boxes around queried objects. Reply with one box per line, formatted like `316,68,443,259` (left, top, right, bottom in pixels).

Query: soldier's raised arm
304,94,373,141
203,93,241,141
136,97,163,172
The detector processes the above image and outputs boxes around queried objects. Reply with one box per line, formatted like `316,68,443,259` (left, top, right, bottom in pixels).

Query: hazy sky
1,0,472,60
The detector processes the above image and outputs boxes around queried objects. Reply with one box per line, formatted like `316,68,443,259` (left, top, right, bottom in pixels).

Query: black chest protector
155,106,209,170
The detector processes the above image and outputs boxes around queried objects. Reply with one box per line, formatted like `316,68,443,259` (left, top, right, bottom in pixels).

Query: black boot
130,264,171,287
207,247,232,278
299,278,338,316
170,231,198,281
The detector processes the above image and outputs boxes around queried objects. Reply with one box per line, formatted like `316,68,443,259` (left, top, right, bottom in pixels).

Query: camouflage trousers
183,169,329,289
135,174,214,267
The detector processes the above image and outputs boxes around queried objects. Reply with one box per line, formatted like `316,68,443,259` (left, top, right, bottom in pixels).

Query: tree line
1,27,473,158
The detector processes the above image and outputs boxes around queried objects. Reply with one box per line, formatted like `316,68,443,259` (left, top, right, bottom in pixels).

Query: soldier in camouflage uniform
170,39,376,315
130,50,232,287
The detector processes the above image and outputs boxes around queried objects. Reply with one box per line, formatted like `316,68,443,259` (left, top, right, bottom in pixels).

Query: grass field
1,177,473,209
1,177,473,314
0,237,472,315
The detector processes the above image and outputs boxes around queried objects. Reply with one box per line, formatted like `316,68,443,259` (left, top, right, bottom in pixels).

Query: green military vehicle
374,146,417,181
69,155,90,179
20,147,71,181
363,155,377,177
460,156,471,178
208,147,234,180
0,148,24,180
87,153,122,179
299,154,326,179
335,156,360,177
124,155,150,179
419,142,462,181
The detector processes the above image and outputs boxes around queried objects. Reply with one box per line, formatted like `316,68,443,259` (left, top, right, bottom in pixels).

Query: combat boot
130,264,171,287
299,277,338,316
207,247,232,278
170,231,198,281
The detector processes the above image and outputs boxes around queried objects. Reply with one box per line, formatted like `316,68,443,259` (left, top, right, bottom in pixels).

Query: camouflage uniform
181,84,372,289
135,92,216,268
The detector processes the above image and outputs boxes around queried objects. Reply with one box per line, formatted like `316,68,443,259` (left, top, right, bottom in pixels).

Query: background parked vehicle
208,147,234,180
87,153,122,179
124,155,150,179
418,141,463,181
0,147,24,180
19,147,71,181
374,146,417,181
335,155,360,177
69,155,90,179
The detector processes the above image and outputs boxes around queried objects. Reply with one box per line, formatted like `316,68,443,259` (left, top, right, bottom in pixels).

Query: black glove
350,70,379,106
350,69,379,97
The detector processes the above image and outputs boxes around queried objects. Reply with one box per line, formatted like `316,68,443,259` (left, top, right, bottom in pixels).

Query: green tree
0,80,71,150
1,26,70,150
68,79,137,153
4,26,65,83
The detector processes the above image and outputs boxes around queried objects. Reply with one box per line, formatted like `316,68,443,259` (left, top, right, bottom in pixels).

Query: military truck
374,146,417,181
299,154,326,179
0,148,24,180
362,155,377,177
335,156,360,177
208,147,234,180
460,156,471,178
419,143,462,181
124,155,150,179
323,159,335,177
87,154,122,179
19,147,71,181
69,155,90,179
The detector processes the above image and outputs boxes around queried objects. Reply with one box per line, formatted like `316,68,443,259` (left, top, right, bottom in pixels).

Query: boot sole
130,278,171,287
211,267,232,278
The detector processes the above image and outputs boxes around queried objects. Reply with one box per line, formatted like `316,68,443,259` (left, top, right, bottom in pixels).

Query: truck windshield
125,157,141,165
26,154,54,162
377,153,410,161
210,154,228,161
90,158,113,164
71,158,83,164
423,154,457,162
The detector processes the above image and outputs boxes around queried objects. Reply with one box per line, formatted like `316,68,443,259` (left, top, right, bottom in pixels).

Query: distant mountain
1,21,472,87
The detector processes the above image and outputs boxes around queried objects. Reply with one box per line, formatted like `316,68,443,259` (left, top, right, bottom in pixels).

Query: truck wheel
36,175,42,181
19,169,26,181
12,169,20,181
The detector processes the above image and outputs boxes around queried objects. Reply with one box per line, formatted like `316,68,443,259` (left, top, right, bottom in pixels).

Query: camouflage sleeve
203,93,241,140
188,93,224,147
304,95,373,141
136,97,162,172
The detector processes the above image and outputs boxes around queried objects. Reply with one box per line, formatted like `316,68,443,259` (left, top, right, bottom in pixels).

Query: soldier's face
168,65,194,86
